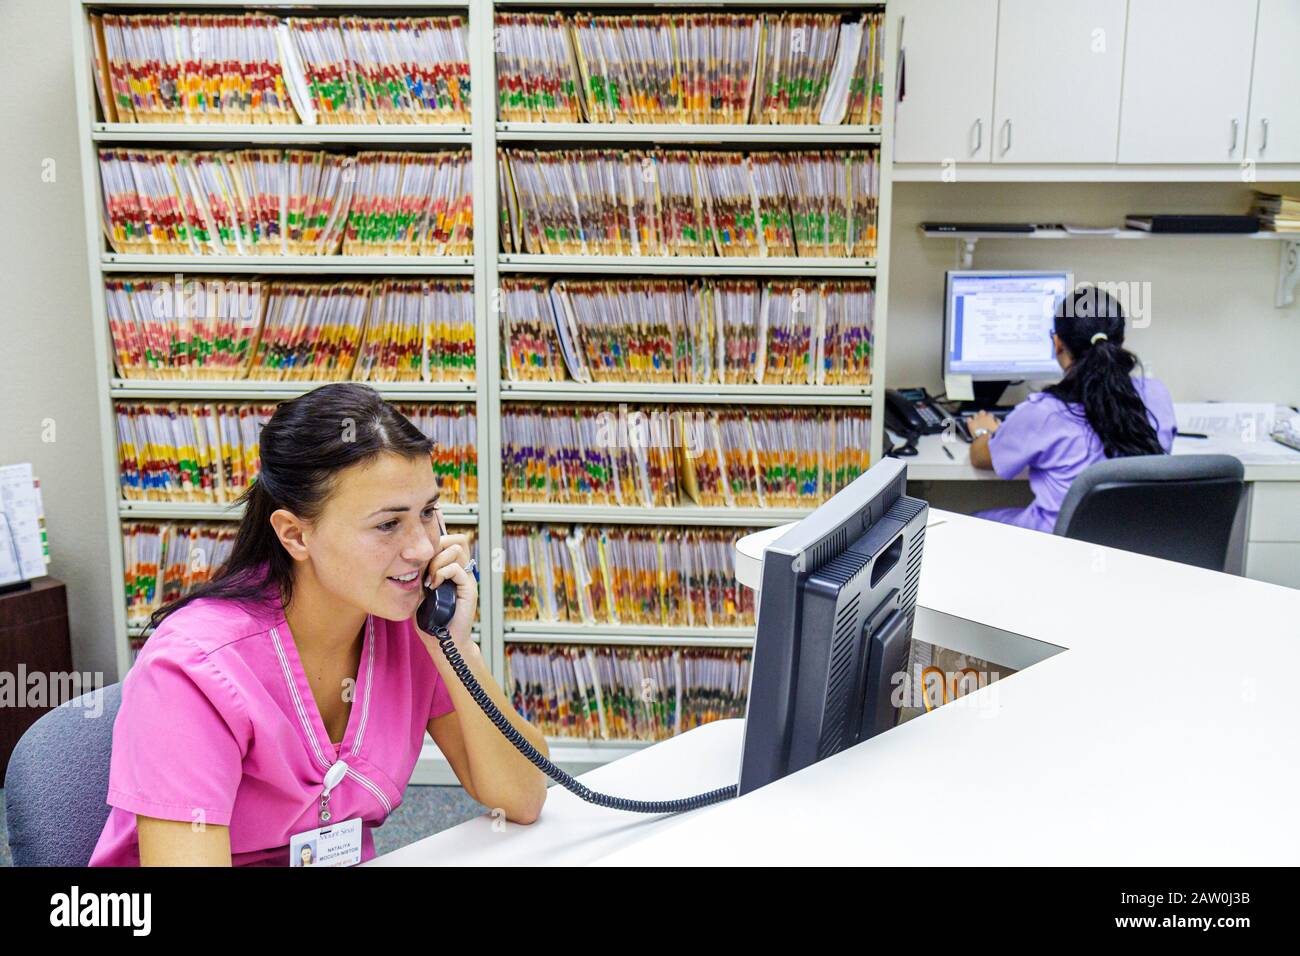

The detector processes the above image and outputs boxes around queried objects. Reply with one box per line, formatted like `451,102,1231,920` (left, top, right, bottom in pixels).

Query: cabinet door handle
1230,118,1239,155
1260,118,1269,154
972,118,982,154
1001,119,1012,155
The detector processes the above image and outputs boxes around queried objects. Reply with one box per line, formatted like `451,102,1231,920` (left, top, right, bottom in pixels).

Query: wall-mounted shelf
921,227,1300,308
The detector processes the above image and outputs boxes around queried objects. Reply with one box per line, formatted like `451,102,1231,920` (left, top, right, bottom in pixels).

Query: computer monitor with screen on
944,270,1072,407
738,458,928,796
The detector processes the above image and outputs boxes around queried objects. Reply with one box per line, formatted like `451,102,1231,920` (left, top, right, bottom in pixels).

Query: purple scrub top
975,377,1176,534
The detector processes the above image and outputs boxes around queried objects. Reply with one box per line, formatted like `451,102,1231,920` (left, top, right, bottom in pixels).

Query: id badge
290,817,362,867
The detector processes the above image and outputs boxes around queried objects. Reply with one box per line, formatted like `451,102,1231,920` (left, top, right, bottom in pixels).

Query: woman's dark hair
144,383,433,636
1045,285,1164,459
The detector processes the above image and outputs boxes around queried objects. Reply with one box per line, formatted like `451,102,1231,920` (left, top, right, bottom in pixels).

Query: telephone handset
416,577,459,634
416,574,736,815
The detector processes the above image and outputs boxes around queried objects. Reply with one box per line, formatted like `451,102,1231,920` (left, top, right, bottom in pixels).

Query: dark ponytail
1045,286,1164,460
144,383,433,636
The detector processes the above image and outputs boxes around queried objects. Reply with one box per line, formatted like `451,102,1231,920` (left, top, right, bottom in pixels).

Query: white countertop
595,510,1300,865
894,401,1300,482
372,507,1300,866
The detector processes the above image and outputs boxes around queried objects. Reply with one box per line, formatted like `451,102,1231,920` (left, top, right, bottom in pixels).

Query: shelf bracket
1277,239,1300,309
956,237,978,269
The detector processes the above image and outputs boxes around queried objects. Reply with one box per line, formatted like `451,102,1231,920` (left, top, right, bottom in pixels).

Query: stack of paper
1252,192,1300,232
0,463,48,587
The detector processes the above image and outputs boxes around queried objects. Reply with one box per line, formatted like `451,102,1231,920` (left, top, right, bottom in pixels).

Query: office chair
1053,454,1245,572
5,683,121,866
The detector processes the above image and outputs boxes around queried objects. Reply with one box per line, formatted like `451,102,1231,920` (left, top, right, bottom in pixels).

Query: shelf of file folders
101,271,479,400
120,518,482,650
498,400,871,526
86,6,885,142
496,271,875,404
111,398,480,524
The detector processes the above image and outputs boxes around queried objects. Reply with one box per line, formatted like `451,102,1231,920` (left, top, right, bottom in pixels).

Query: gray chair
1053,454,1245,572
4,683,121,866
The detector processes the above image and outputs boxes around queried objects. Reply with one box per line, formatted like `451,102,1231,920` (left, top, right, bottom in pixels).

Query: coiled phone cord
434,626,738,814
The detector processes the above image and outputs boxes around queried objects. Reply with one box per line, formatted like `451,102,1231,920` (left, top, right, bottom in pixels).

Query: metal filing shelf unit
71,0,896,779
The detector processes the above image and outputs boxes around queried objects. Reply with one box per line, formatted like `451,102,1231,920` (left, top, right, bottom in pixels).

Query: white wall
0,0,118,678
887,181,1300,404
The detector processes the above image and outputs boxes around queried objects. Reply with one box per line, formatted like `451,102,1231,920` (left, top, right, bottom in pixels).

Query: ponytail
144,383,434,637
1046,286,1164,460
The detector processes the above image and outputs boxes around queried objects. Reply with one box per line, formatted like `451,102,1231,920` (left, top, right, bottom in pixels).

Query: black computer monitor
738,458,928,796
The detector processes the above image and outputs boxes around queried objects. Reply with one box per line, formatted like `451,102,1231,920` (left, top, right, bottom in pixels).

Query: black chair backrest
1053,454,1245,572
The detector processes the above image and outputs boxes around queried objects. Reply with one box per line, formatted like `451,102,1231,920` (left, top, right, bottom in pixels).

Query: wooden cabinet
0,578,74,778
1117,0,1259,163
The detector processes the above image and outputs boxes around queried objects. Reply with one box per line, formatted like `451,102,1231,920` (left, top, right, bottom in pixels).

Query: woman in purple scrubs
967,285,1176,533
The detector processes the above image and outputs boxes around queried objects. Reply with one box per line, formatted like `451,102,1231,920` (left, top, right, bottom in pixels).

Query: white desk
892,404,1300,589
901,431,1300,483
367,718,743,866
373,508,1300,865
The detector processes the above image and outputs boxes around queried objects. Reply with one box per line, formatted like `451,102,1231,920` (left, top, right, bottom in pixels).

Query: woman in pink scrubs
968,285,1175,532
90,383,548,866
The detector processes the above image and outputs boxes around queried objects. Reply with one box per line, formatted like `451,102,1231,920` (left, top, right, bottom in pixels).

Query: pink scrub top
89,570,456,866
977,377,1176,533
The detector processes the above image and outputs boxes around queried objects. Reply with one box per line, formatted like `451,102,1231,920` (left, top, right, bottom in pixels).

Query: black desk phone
416,576,736,814
885,387,949,436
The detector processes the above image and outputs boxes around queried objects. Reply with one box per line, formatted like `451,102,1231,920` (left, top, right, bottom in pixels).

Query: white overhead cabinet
892,0,998,164
991,0,1127,163
1117,0,1259,163
1244,0,1300,162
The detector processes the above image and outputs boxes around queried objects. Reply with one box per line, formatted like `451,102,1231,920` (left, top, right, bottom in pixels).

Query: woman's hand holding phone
416,506,477,648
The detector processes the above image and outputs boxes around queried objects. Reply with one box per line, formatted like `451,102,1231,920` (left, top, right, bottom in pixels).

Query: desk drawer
1248,483,1300,543
1245,542,1300,590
